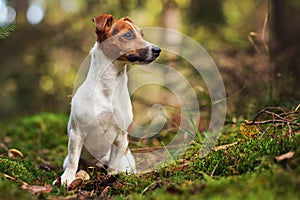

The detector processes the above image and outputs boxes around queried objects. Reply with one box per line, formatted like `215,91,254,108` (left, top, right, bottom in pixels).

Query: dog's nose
151,46,161,55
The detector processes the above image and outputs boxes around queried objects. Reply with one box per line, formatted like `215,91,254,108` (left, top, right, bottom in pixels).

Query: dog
53,14,161,186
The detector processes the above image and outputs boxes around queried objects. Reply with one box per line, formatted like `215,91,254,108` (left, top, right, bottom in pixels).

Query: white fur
55,43,136,186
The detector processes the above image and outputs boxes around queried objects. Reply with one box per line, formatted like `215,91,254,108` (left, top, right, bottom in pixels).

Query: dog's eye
123,31,135,40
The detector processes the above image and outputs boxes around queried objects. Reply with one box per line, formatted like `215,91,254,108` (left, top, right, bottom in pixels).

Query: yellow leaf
239,122,259,138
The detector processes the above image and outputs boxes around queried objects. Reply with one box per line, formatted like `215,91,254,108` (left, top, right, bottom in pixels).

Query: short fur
53,14,160,186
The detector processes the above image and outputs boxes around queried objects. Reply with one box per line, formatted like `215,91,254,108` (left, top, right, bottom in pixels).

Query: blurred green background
0,0,299,122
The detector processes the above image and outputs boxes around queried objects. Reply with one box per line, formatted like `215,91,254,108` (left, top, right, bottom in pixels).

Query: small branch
245,108,300,135
245,119,299,127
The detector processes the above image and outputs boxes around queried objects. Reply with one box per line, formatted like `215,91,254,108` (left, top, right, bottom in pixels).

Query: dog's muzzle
127,45,161,64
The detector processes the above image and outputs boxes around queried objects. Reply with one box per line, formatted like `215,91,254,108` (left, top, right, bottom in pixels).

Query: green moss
0,113,68,167
0,176,35,200
122,166,300,200
112,126,300,199
194,170,300,200
0,113,69,198
0,113,300,199
0,158,35,183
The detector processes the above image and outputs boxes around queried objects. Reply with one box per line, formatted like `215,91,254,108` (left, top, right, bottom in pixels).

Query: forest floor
0,109,299,199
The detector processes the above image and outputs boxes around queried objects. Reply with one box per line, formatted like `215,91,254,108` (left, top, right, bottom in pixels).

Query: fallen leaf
76,170,90,181
100,186,111,198
68,179,83,190
65,170,90,190
21,182,29,188
8,149,23,158
239,122,260,138
22,184,53,194
275,151,295,161
212,141,239,151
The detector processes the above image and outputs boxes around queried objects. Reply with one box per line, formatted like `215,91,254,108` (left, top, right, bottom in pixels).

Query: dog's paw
53,173,76,187
52,176,62,186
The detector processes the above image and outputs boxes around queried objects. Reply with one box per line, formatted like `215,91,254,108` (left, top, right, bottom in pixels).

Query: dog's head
92,14,161,64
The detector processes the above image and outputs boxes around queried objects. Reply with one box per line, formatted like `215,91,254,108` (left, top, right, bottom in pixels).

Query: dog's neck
87,42,128,95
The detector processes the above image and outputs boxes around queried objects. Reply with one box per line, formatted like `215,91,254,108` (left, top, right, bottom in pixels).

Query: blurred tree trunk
269,0,300,103
187,0,225,30
15,0,29,25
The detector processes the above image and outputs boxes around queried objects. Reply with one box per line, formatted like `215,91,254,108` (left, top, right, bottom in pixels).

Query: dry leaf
68,179,83,190
239,122,260,138
212,141,239,151
76,170,90,181
22,184,53,194
8,149,23,158
67,170,91,190
275,151,295,161
100,186,111,198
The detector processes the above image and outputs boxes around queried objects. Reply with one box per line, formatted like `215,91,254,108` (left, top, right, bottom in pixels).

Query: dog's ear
122,17,133,23
92,14,115,31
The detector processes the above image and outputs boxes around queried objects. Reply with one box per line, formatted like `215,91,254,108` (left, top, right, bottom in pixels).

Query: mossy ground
0,113,299,199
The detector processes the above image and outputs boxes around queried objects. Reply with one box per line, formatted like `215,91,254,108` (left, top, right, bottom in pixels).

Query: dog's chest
95,82,133,132
72,49,133,133
73,73,133,132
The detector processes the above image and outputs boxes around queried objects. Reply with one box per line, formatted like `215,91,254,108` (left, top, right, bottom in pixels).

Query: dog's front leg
54,128,83,186
107,132,129,174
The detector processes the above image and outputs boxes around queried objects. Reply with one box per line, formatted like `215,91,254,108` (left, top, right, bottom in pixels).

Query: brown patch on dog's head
92,14,160,63
122,17,133,23
92,14,115,43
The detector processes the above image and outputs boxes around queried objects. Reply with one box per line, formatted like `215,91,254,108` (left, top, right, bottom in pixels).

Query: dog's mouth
126,46,161,64
126,54,156,64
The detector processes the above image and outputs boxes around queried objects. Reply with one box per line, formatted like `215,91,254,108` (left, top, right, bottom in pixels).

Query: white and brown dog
54,14,160,186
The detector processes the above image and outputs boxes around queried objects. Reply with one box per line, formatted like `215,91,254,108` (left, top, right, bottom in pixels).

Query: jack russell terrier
54,14,161,186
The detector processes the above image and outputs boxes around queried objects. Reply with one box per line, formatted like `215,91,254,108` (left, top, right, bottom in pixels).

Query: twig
210,161,219,177
131,144,187,153
245,119,299,127
245,108,300,136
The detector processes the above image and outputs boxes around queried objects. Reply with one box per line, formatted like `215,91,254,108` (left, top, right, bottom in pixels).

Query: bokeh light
0,0,16,25
60,0,79,13
26,0,45,25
